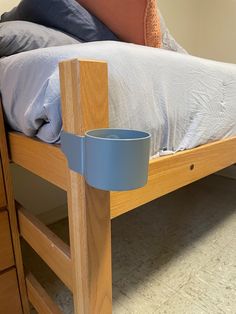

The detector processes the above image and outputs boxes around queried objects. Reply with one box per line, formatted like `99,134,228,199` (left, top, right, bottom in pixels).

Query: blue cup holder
61,128,151,191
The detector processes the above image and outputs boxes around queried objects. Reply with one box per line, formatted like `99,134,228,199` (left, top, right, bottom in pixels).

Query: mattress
0,41,236,158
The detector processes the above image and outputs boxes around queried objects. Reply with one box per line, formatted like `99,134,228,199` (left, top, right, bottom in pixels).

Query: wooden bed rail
112,135,236,217
9,132,236,218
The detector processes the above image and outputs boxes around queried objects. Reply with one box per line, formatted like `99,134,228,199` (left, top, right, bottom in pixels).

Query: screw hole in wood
190,164,195,171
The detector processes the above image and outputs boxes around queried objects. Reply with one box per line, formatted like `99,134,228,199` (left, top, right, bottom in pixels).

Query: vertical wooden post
59,59,112,314
0,104,30,314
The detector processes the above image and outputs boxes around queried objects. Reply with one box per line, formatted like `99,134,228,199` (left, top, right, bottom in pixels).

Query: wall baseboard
37,204,68,225
216,165,236,180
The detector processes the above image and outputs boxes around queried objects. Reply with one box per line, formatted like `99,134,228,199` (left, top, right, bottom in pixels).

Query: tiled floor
24,174,236,313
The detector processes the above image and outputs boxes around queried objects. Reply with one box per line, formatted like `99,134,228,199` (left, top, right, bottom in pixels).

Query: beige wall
159,0,236,64
158,0,200,56
0,0,19,13
197,0,236,63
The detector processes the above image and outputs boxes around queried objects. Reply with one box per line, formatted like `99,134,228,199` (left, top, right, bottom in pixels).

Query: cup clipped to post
61,128,151,191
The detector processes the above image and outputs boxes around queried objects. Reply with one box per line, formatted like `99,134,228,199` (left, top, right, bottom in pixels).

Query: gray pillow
0,21,80,57
1,0,118,42
159,10,188,54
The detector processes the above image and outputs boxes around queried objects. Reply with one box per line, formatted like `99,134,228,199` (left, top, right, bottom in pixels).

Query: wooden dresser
0,156,22,314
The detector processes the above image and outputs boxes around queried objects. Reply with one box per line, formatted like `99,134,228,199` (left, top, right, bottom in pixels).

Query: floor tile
157,291,207,314
181,271,236,313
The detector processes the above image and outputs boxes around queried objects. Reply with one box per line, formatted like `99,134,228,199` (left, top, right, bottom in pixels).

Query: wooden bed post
59,59,112,314
0,105,30,313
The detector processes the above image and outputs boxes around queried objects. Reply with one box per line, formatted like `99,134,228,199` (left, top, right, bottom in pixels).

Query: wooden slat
9,132,236,219
0,158,6,208
111,136,236,218
8,132,66,190
0,103,30,313
0,268,22,314
59,59,112,314
26,273,62,314
0,210,14,271
17,206,73,290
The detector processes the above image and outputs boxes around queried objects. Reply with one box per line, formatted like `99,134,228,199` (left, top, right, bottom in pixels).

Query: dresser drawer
0,268,22,314
0,210,14,271
0,157,6,209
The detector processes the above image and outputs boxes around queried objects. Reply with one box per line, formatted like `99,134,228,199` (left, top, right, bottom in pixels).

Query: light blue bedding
0,41,236,157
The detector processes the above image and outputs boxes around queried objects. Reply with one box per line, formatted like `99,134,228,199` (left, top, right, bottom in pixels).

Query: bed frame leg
59,59,112,314
0,104,30,314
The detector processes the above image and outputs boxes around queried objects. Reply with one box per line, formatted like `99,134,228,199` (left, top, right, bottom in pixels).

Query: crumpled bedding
0,41,236,157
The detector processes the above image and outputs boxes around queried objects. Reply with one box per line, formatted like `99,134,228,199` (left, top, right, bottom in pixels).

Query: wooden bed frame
0,58,235,314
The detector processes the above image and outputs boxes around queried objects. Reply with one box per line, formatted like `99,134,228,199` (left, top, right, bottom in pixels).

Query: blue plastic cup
61,128,151,191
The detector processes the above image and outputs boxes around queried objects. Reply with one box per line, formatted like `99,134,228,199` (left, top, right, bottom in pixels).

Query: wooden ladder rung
17,205,73,290
26,272,62,314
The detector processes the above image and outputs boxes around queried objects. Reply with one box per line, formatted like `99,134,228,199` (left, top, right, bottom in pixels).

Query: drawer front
0,157,6,209
0,210,14,271
0,268,22,314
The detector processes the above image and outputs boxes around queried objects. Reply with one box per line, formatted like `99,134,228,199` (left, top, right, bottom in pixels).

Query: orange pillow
77,0,162,48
